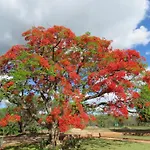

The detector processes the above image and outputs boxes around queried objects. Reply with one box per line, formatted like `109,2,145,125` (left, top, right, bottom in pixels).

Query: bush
0,124,19,135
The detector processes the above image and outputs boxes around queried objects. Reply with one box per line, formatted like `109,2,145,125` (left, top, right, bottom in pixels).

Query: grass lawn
80,139,150,150
3,138,150,150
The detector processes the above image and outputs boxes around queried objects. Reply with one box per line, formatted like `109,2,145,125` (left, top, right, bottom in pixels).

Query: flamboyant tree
0,25,150,146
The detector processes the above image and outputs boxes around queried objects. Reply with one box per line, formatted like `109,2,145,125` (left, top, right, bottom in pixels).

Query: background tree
0,25,150,147
135,85,150,122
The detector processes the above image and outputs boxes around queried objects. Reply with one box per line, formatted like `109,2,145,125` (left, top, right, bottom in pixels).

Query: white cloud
0,75,13,81
112,26,150,49
0,99,11,108
0,0,150,54
147,66,150,70
146,51,150,55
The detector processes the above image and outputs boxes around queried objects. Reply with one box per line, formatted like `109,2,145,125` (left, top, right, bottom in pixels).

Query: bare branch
77,56,85,74
52,40,61,61
84,89,107,101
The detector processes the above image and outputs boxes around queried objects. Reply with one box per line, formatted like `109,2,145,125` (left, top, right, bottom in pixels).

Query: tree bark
48,123,60,147
18,121,25,133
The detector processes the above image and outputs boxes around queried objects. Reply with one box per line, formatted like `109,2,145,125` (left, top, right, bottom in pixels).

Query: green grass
79,139,150,150
3,139,150,150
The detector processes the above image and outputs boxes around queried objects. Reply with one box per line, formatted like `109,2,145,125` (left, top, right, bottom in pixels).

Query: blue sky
135,16,150,68
0,101,7,108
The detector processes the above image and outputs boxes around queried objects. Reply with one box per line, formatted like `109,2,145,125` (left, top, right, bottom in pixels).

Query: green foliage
96,115,119,128
0,124,19,136
0,108,7,119
136,85,150,122
95,114,139,128
0,136,3,148
62,138,82,150
25,122,42,134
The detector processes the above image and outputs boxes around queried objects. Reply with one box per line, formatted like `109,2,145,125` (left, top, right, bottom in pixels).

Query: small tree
0,25,150,147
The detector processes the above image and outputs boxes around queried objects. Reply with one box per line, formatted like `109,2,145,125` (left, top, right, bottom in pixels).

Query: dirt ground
1,133,49,147
67,127,122,138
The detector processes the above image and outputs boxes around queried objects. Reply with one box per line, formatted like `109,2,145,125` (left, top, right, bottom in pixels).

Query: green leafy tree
135,85,150,122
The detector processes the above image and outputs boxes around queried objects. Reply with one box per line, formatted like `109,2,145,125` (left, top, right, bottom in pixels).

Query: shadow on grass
4,144,41,150
4,139,49,150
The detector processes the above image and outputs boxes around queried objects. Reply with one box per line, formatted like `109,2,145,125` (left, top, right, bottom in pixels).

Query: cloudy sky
0,0,150,67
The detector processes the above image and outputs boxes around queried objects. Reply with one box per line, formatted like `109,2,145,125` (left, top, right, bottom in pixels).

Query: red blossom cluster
38,100,96,132
38,56,50,69
104,101,129,118
58,101,95,132
145,102,150,107
143,71,150,88
0,114,21,127
132,92,140,99
22,26,75,52
3,81,14,90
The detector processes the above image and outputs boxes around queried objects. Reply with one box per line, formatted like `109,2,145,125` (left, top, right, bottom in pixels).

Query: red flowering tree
0,25,150,146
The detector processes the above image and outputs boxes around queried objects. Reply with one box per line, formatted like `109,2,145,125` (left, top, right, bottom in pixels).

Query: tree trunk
48,123,60,147
18,121,25,133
